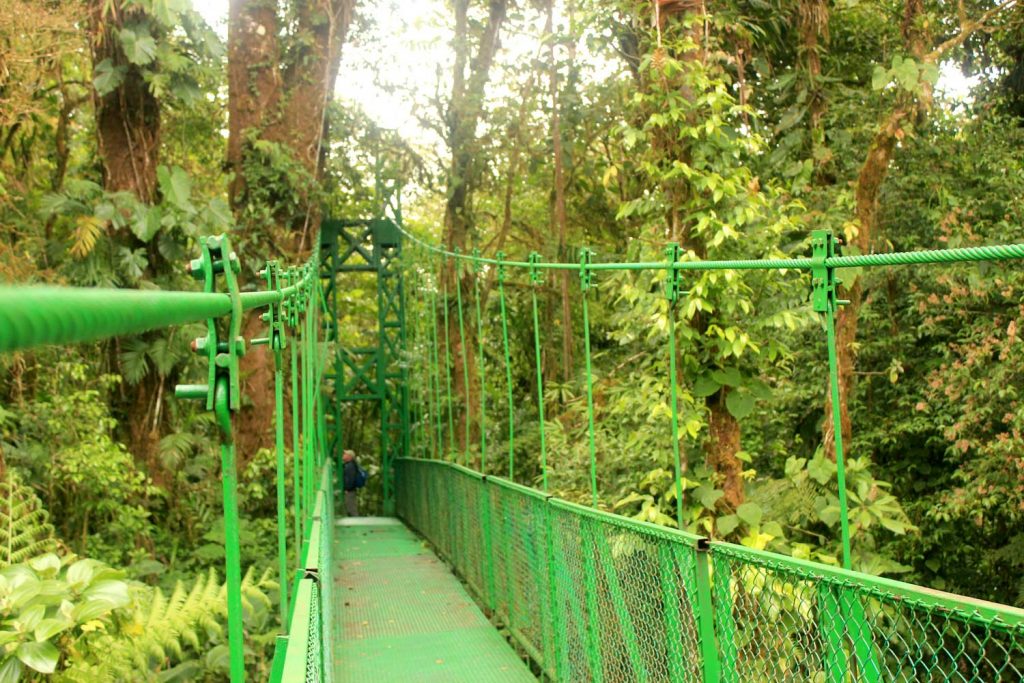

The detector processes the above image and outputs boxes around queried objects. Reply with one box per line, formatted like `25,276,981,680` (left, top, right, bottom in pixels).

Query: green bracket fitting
496,251,506,285
810,230,849,313
664,243,683,302
472,249,484,274
528,252,543,286
579,248,594,292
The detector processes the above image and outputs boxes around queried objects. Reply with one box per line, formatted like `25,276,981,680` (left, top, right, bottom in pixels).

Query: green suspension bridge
1,215,1023,682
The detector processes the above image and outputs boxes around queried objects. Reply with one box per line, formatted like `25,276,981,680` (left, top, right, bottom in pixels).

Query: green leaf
93,59,126,96
695,485,724,510
711,367,742,387
131,205,162,243
16,641,58,674
725,390,755,420
0,658,22,683
807,453,836,485
818,505,841,527
27,554,60,578
120,27,158,66
716,514,740,536
894,57,920,91
202,198,233,231
736,502,763,527
34,618,71,642
157,165,195,213
151,0,190,26
871,65,889,91
784,456,806,479
692,375,720,398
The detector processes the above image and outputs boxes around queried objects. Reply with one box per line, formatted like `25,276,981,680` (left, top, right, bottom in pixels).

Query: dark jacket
343,459,359,492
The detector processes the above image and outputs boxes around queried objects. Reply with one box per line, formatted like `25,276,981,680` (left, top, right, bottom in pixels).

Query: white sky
196,0,450,149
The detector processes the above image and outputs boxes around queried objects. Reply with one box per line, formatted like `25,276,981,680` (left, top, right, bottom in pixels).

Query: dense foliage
0,0,1022,678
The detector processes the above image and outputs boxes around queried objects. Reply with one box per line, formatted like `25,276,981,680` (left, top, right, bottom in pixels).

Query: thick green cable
441,265,456,460
826,302,853,570
580,249,598,508
454,255,471,466
529,254,548,491
497,256,515,480
472,261,488,471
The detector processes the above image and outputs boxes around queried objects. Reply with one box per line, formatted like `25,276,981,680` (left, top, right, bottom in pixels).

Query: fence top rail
712,541,1024,629
396,458,1024,628
396,221,1024,274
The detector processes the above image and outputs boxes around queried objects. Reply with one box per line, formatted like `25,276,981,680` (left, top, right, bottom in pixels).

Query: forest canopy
0,0,1023,678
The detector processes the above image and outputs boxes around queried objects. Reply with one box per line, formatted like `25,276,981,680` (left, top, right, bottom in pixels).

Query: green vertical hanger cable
497,253,515,480
529,253,549,491
472,254,488,472
454,251,471,466
580,248,598,507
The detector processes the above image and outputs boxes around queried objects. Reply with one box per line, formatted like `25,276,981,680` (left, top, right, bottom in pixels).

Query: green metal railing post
811,230,853,570
696,544,723,682
497,253,515,479
579,248,599,508
665,243,686,529
528,253,548,491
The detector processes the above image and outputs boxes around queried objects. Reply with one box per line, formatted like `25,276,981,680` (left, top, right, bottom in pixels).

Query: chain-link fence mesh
711,544,1024,682
396,458,1024,683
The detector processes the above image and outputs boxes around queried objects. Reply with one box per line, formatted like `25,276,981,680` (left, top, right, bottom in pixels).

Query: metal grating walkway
333,517,536,682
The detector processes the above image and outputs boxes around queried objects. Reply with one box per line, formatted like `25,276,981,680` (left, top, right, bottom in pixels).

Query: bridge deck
333,517,535,682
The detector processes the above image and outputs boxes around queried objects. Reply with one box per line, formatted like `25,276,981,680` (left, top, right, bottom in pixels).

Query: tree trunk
227,0,354,458
443,0,509,453
824,0,928,461
707,390,743,509
89,0,164,464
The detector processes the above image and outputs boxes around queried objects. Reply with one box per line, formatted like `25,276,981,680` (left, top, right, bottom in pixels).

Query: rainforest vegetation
0,0,1022,678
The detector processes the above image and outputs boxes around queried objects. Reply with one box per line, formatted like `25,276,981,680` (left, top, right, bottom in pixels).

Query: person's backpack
355,465,369,489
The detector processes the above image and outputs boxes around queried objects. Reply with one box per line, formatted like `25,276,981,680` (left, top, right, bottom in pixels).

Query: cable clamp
528,252,543,286
579,248,594,293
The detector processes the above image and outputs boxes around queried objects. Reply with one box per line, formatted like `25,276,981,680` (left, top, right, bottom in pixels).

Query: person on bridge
342,450,364,516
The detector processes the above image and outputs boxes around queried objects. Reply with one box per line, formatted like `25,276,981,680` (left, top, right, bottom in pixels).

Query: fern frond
0,470,57,567
69,215,103,258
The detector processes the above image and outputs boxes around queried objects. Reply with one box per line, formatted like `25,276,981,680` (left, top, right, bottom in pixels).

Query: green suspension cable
472,253,488,472
441,261,456,460
580,248,599,508
827,299,853,570
454,250,471,466
665,244,685,530
529,253,548,491
497,253,515,480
